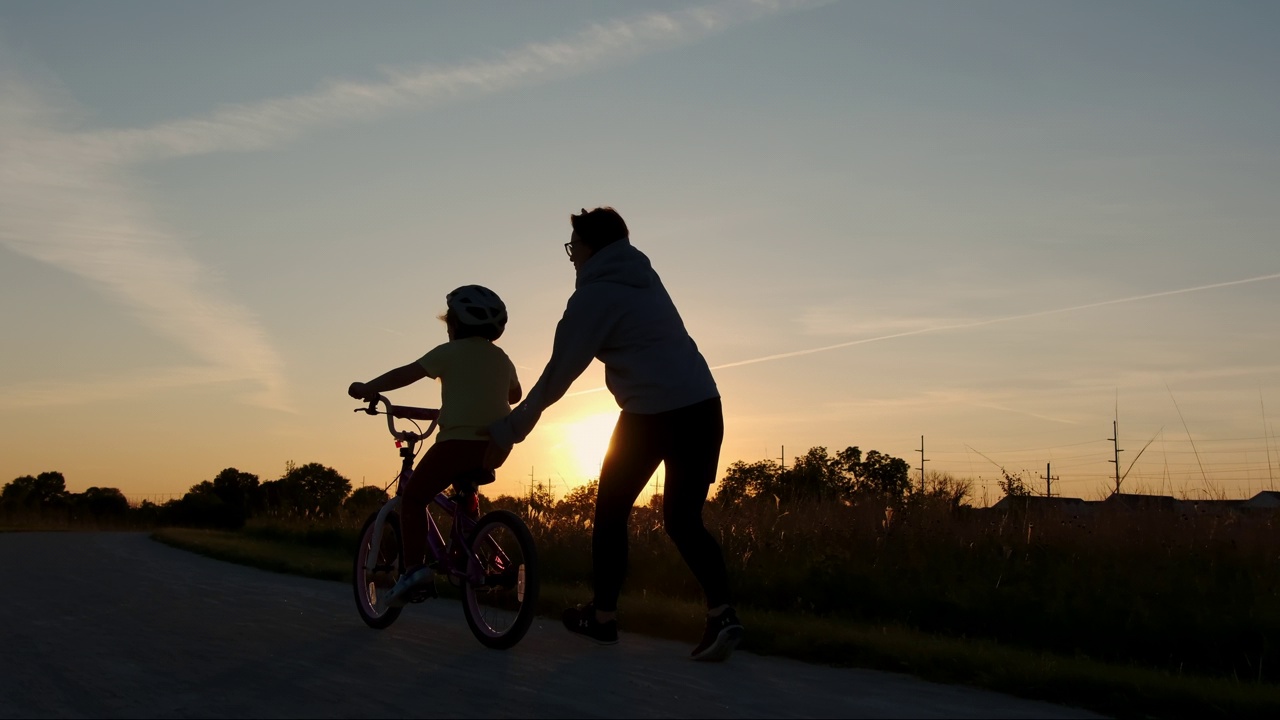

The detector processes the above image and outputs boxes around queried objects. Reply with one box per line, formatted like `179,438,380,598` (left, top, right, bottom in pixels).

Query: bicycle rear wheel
461,510,539,649
353,509,404,629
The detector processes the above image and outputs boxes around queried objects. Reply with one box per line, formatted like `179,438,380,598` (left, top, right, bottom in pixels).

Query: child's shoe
382,566,434,609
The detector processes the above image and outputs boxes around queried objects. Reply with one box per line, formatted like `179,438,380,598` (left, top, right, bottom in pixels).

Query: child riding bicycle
348,285,521,609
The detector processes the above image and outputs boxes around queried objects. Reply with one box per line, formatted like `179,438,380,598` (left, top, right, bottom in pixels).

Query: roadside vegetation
8,447,1280,717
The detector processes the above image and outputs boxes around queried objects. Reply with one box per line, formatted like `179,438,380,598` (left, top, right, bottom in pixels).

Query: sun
561,412,618,482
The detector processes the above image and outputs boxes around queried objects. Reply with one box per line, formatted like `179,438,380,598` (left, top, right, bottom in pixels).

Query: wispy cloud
797,310,962,338
1,1,820,410
81,0,825,163
0,366,256,409
0,72,289,410
562,273,1280,401
714,272,1280,371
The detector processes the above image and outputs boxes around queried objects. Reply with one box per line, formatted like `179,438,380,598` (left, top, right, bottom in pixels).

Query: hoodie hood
575,239,656,290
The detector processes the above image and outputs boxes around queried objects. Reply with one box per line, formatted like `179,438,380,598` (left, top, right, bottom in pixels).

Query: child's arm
388,405,439,421
347,362,429,401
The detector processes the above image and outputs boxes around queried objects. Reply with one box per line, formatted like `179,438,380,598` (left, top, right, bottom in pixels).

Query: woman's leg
591,412,662,613
661,398,731,609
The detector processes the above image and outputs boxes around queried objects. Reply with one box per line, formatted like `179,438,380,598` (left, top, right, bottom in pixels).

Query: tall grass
141,489,1279,684
519,496,1280,683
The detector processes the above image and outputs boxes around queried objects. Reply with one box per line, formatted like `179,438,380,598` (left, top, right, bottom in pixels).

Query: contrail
0,73,290,411
564,273,1280,398
710,272,1280,371
81,0,827,163
2,1,823,410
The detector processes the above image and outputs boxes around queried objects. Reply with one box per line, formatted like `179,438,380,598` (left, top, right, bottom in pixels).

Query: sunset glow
560,412,617,485
2,2,1279,505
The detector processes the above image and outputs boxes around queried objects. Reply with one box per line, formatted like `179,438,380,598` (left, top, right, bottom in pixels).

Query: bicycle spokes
461,511,539,648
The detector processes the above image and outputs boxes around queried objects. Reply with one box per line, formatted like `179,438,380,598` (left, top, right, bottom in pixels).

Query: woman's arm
496,291,610,445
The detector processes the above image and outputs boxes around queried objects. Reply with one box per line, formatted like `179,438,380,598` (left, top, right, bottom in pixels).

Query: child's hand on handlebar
348,382,374,401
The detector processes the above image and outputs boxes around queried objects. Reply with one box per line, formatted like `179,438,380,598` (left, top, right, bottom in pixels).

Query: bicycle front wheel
353,509,404,629
461,510,540,649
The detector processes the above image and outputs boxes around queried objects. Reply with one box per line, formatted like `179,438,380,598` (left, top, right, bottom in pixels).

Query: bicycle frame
358,395,500,587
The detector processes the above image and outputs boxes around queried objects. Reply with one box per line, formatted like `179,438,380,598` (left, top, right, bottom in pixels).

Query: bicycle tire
353,509,405,629
461,510,540,649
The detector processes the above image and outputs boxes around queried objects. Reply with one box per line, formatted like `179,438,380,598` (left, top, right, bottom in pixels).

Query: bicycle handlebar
354,393,439,444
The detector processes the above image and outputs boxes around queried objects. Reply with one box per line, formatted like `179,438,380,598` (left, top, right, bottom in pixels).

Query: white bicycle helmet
446,285,508,328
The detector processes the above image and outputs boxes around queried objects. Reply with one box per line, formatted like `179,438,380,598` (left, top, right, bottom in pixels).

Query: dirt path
0,532,1101,718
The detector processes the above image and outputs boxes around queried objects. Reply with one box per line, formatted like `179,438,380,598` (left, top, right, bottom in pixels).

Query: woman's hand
478,425,514,469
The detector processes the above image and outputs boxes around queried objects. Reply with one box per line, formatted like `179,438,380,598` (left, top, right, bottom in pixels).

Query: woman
485,207,742,661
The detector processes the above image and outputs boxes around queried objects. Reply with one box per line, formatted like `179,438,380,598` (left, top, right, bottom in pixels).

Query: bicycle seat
453,468,495,493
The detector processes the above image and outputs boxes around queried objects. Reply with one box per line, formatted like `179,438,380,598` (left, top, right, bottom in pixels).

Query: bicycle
351,393,539,650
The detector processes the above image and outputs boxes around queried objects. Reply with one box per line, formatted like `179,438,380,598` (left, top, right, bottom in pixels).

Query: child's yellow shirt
417,337,519,442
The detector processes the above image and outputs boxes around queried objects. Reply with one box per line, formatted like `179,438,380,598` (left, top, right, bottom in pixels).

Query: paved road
0,533,1101,718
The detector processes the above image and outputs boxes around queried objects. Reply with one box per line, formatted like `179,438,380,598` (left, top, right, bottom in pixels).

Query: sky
2,0,1279,506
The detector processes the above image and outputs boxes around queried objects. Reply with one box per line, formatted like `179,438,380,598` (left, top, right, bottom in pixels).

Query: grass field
152,524,1280,719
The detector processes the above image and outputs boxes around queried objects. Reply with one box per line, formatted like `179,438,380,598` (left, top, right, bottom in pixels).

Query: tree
715,459,782,506
555,481,598,529
187,480,217,496
276,462,352,518
167,491,242,529
717,446,912,506
180,468,263,523
76,487,130,518
527,481,555,518
855,449,913,503
998,468,1033,499
918,470,973,511
1,471,69,509
780,447,849,503
836,447,912,505
211,468,262,516
344,485,390,517
487,494,526,515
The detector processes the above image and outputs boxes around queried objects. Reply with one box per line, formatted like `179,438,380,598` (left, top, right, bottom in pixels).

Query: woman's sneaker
561,601,618,645
691,607,743,662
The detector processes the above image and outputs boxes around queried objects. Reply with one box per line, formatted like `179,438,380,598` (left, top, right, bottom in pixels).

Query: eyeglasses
564,241,574,257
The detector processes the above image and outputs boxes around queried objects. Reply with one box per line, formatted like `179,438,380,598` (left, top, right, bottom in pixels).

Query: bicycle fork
365,496,402,577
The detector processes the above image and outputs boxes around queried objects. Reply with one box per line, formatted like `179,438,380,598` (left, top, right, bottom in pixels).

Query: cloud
0,70,288,410
1,1,823,410
797,309,962,338
714,272,1280,371
0,366,256,409
80,0,826,163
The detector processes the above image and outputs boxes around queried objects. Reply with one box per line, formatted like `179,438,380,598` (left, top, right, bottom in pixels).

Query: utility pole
779,446,786,472
1040,462,1059,497
917,436,928,493
1108,420,1123,494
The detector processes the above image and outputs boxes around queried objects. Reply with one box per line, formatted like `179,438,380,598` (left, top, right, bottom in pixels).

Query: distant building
991,495,1089,513
1244,490,1280,509
1185,498,1245,514
1100,493,1183,512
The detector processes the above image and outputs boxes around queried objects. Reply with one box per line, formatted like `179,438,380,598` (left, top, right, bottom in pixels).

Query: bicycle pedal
409,585,437,603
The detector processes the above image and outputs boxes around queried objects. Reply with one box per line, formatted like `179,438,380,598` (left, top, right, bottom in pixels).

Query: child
348,285,521,608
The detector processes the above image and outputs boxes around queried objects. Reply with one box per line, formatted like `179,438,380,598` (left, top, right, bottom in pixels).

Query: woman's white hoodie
491,238,719,447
